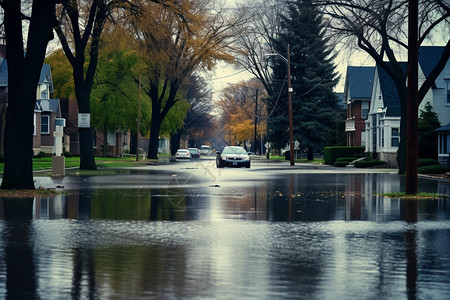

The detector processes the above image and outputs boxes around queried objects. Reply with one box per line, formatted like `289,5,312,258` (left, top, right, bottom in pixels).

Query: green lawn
0,156,153,174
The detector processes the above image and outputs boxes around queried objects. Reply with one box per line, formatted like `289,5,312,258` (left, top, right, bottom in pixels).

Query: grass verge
0,156,155,174
380,192,450,199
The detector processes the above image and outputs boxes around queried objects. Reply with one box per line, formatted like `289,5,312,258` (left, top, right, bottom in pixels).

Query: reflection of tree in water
0,198,37,298
149,172,206,221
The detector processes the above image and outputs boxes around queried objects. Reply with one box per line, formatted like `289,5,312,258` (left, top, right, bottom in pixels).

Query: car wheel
246,162,251,168
216,159,224,168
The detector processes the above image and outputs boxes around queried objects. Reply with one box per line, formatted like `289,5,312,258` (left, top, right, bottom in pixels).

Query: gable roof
436,123,450,132
419,46,445,78
0,59,53,92
377,63,407,117
35,99,61,117
344,66,375,100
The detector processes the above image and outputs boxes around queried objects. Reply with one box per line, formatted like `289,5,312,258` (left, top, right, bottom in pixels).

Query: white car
175,149,191,159
216,146,251,168
200,145,212,156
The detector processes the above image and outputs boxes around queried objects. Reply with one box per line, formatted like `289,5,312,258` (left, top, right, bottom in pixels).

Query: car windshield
221,147,247,155
178,150,188,153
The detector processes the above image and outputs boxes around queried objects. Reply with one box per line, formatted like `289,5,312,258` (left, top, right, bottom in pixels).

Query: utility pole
406,0,418,194
136,74,141,161
254,88,258,154
287,44,294,166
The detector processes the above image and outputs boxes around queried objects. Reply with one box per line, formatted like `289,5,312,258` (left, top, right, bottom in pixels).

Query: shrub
418,158,439,167
33,151,46,158
63,151,72,158
354,160,386,168
323,146,365,165
418,164,448,174
335,157,359,163
334,161,349,167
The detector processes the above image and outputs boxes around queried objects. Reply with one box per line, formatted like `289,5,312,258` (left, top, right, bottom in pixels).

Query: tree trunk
1,106,35,189
74,67,97,170
148,119,161,159
1,1,55,189
103,125,108,158
307,146,313,161
170,130,182,155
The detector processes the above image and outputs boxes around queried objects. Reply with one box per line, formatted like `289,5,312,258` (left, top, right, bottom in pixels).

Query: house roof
35,99,61,117
0,59,53,92
377,63,407,117
344,66,375,100
436,123,450,132
418,46,445,78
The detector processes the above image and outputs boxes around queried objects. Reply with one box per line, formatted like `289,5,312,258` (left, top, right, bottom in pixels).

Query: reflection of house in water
33,195,66,219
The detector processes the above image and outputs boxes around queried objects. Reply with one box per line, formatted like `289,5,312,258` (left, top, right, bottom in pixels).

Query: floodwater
1,168,450,299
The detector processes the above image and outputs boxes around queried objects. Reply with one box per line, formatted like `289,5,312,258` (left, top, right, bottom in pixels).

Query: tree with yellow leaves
217,80,267,153
128,0,242,158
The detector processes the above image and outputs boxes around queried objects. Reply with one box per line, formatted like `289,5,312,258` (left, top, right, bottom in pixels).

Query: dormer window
40,84,48,100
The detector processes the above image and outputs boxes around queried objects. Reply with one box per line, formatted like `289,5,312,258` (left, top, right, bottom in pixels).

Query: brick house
343,66,375,147
0,50,65,155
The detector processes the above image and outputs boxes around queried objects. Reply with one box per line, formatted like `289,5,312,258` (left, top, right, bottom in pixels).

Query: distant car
188,148,200,158
216,146,251,168
175,149,191,159
200,145,212,156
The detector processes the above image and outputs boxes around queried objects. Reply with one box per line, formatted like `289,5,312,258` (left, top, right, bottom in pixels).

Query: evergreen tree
267,0,339,153
418,102,440,159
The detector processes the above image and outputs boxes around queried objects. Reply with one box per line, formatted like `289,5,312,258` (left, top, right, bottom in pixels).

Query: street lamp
265,44,294,166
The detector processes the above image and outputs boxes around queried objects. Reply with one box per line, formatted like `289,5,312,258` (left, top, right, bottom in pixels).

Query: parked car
216,146,251,168
175,149,191,159
188,148,200,158
200,145,212,156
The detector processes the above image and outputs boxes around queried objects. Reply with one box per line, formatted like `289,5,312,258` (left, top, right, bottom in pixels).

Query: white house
365,63,404,167
365,46,450,167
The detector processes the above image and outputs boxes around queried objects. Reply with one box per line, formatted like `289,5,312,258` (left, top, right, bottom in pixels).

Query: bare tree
315,0,450,180
170,74,215,153
233,0,288,96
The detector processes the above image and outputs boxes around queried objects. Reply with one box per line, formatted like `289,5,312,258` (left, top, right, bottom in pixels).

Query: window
41,115,50,134
391,128,399,147
40,85,48,99
447,81,450,104
361,102,369,119
33,114,36,135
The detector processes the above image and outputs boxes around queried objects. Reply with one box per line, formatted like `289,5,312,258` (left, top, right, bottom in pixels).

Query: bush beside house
324,146,365,165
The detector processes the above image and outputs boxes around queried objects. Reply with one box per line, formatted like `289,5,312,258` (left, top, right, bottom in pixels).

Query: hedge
354,160,386,168
323,146,365,165
335,157,359,162
418,158,439,167
418,164,448,174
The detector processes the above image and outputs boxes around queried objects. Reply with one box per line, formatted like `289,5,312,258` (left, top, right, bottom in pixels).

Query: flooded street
1,159,450,299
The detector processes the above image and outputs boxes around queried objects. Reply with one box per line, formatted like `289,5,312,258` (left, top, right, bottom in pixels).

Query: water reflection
1,174,449,223
0,173,449,299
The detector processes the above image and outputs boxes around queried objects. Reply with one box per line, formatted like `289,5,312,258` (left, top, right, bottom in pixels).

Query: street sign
265,142,271,149
294,140,300,149
78,113,90,128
